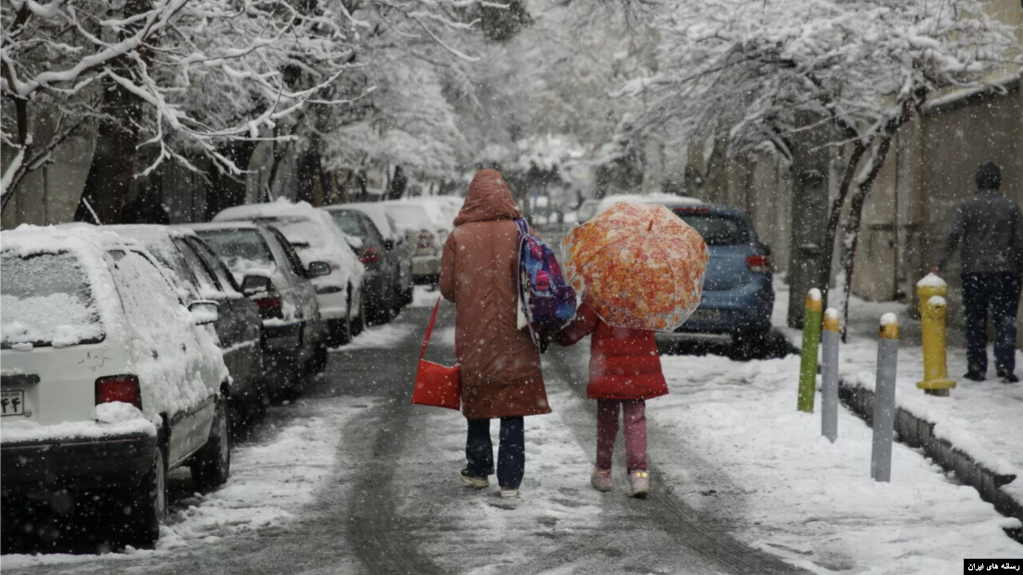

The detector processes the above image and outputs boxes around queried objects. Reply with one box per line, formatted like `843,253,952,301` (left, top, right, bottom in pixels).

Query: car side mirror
382,238,395,251
241,274,272,296
189,300,219,325
346,236,364,250
307,261,331,278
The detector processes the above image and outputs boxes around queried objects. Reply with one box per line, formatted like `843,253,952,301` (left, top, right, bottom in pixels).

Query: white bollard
871,313,899,483
821,308,840,443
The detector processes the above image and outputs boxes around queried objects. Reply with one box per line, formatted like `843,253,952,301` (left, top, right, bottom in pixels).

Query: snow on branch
623,0,1020,154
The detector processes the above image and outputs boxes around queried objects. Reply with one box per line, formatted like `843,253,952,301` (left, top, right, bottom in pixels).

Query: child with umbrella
555,202,708,497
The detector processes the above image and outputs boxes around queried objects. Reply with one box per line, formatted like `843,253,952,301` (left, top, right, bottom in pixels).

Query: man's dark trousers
962,272,1021,376
466,417,524,488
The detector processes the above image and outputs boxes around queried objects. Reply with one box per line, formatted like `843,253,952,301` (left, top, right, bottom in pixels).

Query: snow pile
411,286,441,308
2,405,156,444
917,273,947,289
331,323,414,352
880,312,898,326
158,402,358,548
654,352,1022,573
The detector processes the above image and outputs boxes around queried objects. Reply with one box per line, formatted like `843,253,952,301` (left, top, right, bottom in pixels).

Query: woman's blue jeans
466,417,524,489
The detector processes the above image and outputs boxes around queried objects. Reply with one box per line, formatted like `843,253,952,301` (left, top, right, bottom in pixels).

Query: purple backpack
515,220,578,344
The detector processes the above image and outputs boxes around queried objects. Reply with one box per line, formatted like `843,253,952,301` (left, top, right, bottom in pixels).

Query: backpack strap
514,219,540,349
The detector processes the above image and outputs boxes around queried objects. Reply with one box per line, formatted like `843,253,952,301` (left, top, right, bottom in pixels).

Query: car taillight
747,255,772,273
359,246,382,264
416,231,435,249
95,375,142,411
254,296,283,319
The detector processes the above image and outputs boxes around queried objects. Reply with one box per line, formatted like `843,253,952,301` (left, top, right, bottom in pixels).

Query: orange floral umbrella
561,202,709,331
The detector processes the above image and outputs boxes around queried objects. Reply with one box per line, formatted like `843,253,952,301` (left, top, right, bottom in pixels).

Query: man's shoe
499,487,519,498
628,470,649,499
963,371,986,382
591,468,613,492
460,469,489,489
998,371,1019,383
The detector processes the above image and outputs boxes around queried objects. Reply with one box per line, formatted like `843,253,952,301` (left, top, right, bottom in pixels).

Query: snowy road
2,302,805,575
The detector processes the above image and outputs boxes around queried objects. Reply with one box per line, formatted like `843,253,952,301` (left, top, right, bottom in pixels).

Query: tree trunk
817,140,869,310
74,77,143,224
205,140,258,221
785,115,832,328
839,135,894,341
73,0,148,224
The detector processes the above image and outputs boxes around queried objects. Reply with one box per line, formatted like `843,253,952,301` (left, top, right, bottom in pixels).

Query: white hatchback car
213,200,366,345
0,226,230,547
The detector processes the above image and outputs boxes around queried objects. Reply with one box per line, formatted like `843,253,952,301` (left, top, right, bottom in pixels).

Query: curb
838,380,1023,544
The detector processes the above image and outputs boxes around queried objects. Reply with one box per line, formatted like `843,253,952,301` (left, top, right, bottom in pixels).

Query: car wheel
352,293,367,336
191,399,231,492
126,446,166,547
731,329,769,361
309,341,328,374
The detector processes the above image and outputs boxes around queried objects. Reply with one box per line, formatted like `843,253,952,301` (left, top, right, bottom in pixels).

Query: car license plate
689,309,720,321
1,390,26,417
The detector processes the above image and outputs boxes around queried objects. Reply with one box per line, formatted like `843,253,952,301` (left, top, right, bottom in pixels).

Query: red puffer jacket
555,302,668,400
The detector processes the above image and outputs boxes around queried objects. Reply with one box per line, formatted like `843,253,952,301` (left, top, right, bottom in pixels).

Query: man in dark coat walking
934,162,1023,383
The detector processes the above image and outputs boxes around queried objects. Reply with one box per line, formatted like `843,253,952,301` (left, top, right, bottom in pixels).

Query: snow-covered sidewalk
644,278,1022,573
778,280,1023,525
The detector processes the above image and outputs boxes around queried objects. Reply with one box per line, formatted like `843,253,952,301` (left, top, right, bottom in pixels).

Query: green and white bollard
797,289,823,413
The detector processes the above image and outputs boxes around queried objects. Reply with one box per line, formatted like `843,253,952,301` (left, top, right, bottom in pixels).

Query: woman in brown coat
439,169,550,498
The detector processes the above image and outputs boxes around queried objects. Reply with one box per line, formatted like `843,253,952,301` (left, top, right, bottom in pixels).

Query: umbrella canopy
561,202,709,331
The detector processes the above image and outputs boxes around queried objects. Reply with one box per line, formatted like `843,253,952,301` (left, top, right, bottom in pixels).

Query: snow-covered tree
1,0,485,220
621,0,1020,333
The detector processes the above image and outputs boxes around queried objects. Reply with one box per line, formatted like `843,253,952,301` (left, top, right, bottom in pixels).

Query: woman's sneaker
628,470,649,498
460,469,489,489
499,487,519,498
590,468,613,492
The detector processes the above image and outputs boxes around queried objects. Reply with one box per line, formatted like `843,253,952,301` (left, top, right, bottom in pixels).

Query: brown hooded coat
440,170,551,419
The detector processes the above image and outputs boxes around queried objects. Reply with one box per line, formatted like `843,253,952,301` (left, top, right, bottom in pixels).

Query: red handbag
411,299,461,410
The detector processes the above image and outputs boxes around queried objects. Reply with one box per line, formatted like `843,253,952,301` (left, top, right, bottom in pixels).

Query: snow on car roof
213,199,365,290
332,203,395,238
596,193,702,213
183,221,261,231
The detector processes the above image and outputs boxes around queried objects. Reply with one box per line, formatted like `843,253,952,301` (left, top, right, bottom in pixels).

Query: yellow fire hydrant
916,273,956,396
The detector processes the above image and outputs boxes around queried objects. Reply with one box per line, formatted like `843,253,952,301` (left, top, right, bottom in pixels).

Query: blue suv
655,202,775,352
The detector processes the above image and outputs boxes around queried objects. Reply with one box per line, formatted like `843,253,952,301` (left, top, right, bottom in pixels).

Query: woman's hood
454,169,521,226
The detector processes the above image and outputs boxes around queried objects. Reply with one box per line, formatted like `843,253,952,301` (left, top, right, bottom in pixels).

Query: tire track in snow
541,344,809,575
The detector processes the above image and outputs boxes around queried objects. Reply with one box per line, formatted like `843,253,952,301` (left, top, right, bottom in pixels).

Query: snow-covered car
652,203,775,355
185,222,327,392
1,226,231,547
341,202,414,307
380,202,442,284
213,200,366,345
323,206,403,323
106,225,264,420
576,198,601,223
595,193,702,215
402,196,461,245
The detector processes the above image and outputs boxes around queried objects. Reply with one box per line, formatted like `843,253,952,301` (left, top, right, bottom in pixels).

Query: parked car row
0,198,446,548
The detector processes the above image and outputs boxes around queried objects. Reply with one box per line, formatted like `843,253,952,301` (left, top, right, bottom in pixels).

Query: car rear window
1,252,105,348
672,210,749,246
331,211,367,238
196,229,276,272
